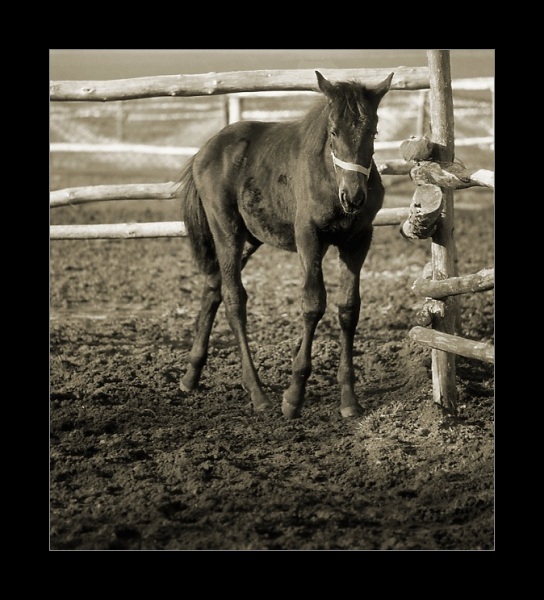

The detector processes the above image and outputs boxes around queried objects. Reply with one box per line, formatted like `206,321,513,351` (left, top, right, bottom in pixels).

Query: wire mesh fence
50,86,493,190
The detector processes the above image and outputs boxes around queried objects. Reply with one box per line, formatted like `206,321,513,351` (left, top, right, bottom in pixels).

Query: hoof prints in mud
50,203,494,550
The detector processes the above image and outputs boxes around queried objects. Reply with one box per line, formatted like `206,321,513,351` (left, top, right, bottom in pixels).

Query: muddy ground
49,188,494,551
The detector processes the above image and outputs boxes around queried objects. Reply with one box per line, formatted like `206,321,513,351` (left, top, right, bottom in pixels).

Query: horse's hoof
282,399,302,419
179,377,195,393
254,398,273,412
340,403,364,418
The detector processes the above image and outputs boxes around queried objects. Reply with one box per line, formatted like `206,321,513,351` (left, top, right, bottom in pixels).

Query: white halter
331,151,371,177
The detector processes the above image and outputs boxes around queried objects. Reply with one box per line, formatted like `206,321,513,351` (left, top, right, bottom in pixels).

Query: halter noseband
331,151,371,177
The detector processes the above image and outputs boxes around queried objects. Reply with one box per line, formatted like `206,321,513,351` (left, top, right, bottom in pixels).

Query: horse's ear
372,72,394,100
316,71,335,98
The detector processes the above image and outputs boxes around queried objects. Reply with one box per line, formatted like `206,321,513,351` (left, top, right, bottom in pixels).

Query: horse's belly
242,208,296,251
239,178,296,251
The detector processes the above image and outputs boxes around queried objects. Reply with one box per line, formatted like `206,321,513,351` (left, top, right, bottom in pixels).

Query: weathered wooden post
416,90,428,136
227,95,242,124
426,50,460,412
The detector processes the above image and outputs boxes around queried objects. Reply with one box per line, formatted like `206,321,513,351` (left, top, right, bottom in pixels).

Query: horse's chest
312,205,358,237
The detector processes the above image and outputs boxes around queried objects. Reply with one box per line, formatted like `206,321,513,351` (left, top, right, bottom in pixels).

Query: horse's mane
298,79,373,154
326,80,374,120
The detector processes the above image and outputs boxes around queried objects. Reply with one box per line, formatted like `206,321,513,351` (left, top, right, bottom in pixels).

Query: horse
176,70,393,419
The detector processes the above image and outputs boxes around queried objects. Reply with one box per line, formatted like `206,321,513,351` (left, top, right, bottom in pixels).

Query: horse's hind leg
180,241,261,393
180,270,222,392
212,228,271,411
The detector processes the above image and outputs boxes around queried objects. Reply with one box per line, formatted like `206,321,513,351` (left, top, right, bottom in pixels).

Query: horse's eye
330,130,337,138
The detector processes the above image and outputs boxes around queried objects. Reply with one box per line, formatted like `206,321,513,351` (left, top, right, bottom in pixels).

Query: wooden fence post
227,95,242,124
426,50,460,412
115,102,125,141
416,90,428,136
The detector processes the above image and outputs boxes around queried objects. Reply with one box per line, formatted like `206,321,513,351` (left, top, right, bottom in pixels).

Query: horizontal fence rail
49,136,494,157
412,268,494,299
49,160,416,208
50,182,181,207
50,207,411,240
409,326,494,364
50,67,430,101
49,143,200,156
451,77,494,91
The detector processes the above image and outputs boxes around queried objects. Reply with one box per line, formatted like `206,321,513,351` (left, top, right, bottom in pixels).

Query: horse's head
316,70,393,215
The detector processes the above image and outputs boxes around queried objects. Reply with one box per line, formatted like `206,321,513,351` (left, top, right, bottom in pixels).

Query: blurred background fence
50,78,493,190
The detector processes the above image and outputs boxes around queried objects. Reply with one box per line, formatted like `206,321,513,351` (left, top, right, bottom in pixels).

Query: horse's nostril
339,190,350,210
339,190,356,214
339,188,366,214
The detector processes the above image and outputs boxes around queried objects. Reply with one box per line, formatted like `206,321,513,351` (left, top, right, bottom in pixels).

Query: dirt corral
49,190,494,550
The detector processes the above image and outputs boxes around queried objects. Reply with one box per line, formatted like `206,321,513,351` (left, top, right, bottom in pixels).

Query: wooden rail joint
398,134,494,240
399,134,495,191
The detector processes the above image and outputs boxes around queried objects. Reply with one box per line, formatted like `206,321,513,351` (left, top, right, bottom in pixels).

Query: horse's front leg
282,228,327,419
336,235,372,417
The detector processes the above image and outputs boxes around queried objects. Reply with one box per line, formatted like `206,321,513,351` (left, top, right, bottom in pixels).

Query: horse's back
192,120,301,251
193,119,298,181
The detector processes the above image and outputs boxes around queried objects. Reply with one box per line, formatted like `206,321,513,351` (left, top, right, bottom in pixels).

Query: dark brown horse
176,70,393,418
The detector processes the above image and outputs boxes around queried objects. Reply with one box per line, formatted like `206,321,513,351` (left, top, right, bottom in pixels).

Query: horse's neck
299,100,329,158
302,99,328,132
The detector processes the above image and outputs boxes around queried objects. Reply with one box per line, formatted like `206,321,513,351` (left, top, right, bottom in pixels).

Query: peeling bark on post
399,135,434,162
400,184,443,239
410,161,494,190
415,298,445,327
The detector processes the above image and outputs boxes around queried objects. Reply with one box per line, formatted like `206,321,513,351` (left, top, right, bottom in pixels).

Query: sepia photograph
50,49,494,550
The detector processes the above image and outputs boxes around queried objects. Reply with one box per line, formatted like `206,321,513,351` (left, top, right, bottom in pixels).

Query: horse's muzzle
339,188,366,215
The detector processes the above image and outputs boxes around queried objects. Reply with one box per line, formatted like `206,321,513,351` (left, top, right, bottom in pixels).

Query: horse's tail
176,156,218,274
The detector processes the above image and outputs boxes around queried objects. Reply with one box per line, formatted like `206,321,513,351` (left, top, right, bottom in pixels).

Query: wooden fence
49,77,494,159
396,52,494,411
49,52,494,413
